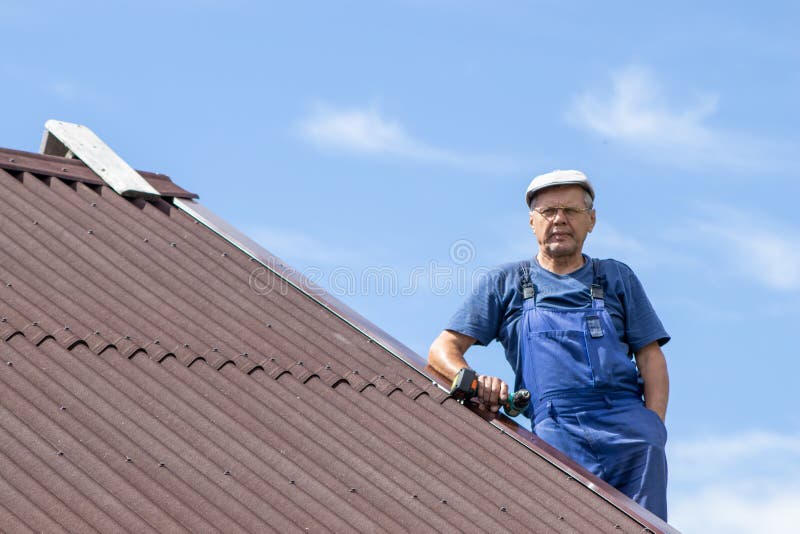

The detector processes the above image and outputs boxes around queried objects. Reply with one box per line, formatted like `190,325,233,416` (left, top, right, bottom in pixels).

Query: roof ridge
0,146,197,199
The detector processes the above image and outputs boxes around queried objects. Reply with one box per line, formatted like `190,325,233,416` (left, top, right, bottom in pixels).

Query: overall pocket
525,329,594,398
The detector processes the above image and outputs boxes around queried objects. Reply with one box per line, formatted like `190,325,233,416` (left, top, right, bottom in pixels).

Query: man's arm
634,341,669,422
428,330,508,412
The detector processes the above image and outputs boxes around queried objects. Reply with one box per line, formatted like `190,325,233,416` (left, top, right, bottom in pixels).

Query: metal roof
0,142,678,533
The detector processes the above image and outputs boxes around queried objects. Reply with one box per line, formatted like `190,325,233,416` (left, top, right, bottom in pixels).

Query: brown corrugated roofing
0,144,678,533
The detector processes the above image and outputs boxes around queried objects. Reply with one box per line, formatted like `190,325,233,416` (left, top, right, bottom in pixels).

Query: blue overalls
520,260,668,520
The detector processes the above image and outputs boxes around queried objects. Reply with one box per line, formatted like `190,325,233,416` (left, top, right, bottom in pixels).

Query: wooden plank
42,120,160,198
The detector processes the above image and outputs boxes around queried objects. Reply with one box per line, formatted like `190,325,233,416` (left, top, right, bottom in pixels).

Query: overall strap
590,258,605,309
520,260,535,300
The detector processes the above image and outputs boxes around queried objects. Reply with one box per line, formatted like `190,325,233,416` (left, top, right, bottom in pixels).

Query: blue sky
2,1,799,530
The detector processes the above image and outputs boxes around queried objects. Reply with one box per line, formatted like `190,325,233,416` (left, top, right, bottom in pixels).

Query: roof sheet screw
8,158,15,162
90,202,97,207
0,317,6,323
222,252,228,257
406,378,413,382
56,450,64,456
614,525,621,530
500,506,507,512
348,488,357,493
170,242,177,247
6,361,13,367
324,364,331,370
265,323,272,328
352,370,359,375
87,229,94,235
411,494,418,499
183,343,190,348
126,456,133,463
558,515,565,521
241,352,249,358
124,335,131,340
296,361,303,366
158,462,166,468
440,499,447,504
64,325,70,331
61,167,68,172
6,283,12,288
59,405,66,411
143,238,149,243
94,331,101,335
211,347,219,352
269,357,276,362
289,479,295,485
224,469,231,476
153,339,160,345
379,374,385,379
33,220,38,225
32,321,38,326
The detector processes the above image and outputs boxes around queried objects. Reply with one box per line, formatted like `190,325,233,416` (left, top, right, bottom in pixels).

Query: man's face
529,185,596,261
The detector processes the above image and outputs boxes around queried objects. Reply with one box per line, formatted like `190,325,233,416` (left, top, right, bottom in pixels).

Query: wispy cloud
567,65,793,172
677,204,800,291
669,430,800,533
245,225,367,267
296,102,521,172
47,80,82,102
585,222,662,270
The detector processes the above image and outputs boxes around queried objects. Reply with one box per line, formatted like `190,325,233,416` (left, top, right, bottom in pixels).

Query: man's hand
476,374,509,413
429,330,508,412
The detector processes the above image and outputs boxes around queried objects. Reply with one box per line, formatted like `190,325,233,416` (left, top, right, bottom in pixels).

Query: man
428,170,670,520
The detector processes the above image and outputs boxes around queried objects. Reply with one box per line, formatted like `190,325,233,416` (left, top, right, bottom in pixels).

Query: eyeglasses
532,206,593,221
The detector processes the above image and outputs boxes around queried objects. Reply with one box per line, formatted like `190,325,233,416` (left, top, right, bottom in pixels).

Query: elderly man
428,170,670,520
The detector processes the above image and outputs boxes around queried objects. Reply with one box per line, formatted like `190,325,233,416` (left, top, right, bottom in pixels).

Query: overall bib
520,259,668,520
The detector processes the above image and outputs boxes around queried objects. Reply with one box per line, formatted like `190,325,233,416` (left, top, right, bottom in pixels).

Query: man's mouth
549,232,571,240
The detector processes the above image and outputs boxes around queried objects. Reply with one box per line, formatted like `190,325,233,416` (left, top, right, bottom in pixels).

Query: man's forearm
635,342,669,422
428,330,475,380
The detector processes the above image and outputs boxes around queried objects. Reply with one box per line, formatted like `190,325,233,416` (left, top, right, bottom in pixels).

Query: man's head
526,170,596,266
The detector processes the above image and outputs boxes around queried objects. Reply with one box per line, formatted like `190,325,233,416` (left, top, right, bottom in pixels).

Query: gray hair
529,188,594,211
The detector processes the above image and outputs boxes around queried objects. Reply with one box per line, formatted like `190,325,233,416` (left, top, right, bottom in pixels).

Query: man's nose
552,208,569,221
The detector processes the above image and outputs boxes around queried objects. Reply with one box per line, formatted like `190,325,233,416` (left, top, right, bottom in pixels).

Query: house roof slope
0,147,677,533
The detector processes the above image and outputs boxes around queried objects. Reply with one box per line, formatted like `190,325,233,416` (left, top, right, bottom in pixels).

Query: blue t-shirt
446,255,669,396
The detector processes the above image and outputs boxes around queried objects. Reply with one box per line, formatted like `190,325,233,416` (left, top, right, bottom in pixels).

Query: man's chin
543,244,578,257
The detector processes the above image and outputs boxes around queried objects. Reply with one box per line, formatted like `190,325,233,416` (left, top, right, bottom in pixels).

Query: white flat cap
525,169,595,208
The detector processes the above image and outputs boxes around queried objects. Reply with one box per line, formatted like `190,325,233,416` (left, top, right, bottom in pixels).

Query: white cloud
670,430,800,476
585,222,658,269
567,65,789,171
48,80,81,102
684,205,800,291
245,225,365,267
296,102,520,172
669,430,800,533
569,65,717,147
671,483,800,534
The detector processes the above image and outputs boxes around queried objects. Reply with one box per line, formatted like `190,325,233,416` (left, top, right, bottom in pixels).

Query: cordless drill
450,368,531,417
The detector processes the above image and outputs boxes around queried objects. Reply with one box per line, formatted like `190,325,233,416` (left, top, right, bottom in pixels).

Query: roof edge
174,197,679,534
